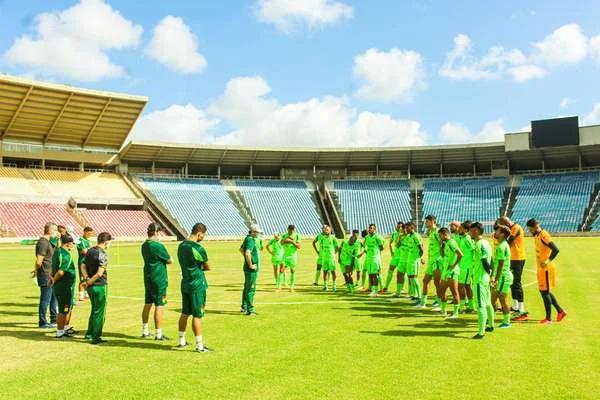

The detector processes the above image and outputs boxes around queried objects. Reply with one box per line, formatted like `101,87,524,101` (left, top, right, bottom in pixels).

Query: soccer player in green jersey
177,223,211,352
450,221,461,241
421,215,442,308
51,234,77,338
241,224,262,315
76,226,94,301
457,221,475,312
141,223,173,340
385,222,405,293
364,224,385,297
339,229,364,293
266,233,285,290
401,222,424,305
281,225,301,292
492,225,514,328
469,222,495,339
81,232,112,345
356,229,368,289
438,227,463,318
313,225,340,291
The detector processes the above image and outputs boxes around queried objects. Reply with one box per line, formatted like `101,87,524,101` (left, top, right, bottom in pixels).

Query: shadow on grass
361,329,469,338
0,301,37,308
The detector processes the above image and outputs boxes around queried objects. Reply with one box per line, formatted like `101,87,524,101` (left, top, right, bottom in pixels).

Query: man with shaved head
495,216,528,321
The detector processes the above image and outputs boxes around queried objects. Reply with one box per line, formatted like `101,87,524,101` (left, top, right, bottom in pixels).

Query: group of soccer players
34,213,567,352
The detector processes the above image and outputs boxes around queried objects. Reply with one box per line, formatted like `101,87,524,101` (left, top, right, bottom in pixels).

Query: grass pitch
0,237,599,400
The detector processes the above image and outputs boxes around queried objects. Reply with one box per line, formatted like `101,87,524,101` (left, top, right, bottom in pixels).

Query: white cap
250,223,263,233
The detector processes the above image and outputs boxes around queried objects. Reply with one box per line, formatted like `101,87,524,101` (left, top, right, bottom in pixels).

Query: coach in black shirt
32,223,59,328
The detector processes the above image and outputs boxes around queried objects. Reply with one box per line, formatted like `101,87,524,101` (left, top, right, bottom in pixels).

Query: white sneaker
431,306,442,312
196,346,212,353
178,341,187,348
446,314,458,319
368,292,377,297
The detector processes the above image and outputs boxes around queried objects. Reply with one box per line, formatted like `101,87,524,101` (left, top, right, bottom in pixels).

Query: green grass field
1,237,599,400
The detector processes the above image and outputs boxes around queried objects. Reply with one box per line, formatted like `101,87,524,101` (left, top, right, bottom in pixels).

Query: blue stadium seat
511,172,600,232
140,177,247,236
333,180,411,234
235,180,322,235
422,177,506,231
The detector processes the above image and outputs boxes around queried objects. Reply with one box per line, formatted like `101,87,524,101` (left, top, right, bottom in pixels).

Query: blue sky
1,0,599,147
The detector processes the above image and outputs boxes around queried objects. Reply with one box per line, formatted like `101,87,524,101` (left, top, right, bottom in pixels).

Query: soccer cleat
56,332,74,339
472,334,485,339
322,287,328,292
196,346,212,353
178,341,188,348
240,308,247,313
368,292,377,297
510,307,519,313
485,327,494,333
246,311,257,316
66,327,77,335
332,287,337,292
445,314,458,320
431,301,440,307
141,333,151,339
498,323,511,329
540,318,552,325
511,314,529,322
313,282,319,286
39,323,56,329
556,311,567,322
90,338,108,344
382,288,389,293
431,306,442,312
391,293,400,298
155,335,170,341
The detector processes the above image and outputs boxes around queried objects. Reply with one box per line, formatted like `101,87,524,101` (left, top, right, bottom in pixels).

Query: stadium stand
422,177,506,231
511,172,600,232
139,177,247,236
332,180,411,234
235,180,322,235
0,202,82,237
77,209,156,238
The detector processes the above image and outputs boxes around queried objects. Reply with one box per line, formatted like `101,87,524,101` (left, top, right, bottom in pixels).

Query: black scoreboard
530,116,579,148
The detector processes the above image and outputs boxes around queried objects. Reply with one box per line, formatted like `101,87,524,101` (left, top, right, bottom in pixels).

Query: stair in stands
223,180,255,228
581,182,600,231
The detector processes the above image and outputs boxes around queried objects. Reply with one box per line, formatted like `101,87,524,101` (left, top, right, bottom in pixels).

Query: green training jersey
51,247,76,292
141,239,170,285
76,236,91,266
268,238,284,259
473,239,492,284
254,237,263,262
281,232,301,257
340,238,362,266
427,227,441,260
390,231,407,257
177,240,208,292
315,233,339,261
493,240,511,277
442,238,460,267
403,232,423,262
241,235,259,271
457,234,474,269
364,233,384,261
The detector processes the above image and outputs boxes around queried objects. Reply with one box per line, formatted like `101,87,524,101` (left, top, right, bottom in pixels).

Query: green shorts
320,258,337,272
271,256,283,266
144,278,168,306
443,265,460,281
425,258,441,275
474,282,491,309
182,288,206,318
355,258,365,272
339,257,354,271
55,286,74,314
364,259,381,275
458,265,472,285
284,254,298,269
495,274,513,294
390,253,402,267
405,258,419,276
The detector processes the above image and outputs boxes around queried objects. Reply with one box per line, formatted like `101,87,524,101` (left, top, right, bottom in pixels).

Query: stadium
1,2,600,400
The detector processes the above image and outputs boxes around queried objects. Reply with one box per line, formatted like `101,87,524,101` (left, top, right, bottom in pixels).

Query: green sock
477,309,486,335
422,293,428,305
378,274,383,291
460,299,466,309
410,278,422,301
435,296,441,304
395,282,402,295
314,269,320,284
486,305,495,328
289,270,295,288
441,301,447,313
361,273,367,287
332,281,336,290
453,303,459,316
503,313,510,324
276,272,283,289
468,298,474,309
385,270,394,290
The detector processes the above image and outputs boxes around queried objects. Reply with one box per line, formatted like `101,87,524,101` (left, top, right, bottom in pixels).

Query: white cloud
254,0,353,33
353,48,426,103
582,103,600,126
132,76,427,147
2,0,142,81
560,97,575,109
440,24,600,83
440,119,506,144
145,16,207,74
532,23,588,66
130,104,219,143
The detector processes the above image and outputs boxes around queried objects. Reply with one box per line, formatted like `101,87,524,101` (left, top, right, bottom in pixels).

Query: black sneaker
90,338,108,344
312,282,319,286
196,346,212,353
485,327,495,333
66,327,77,335
246,311,257,316
240,308,247,313
472,334,485,340
141,333,151,339
39,323,56,329
155,335,170,341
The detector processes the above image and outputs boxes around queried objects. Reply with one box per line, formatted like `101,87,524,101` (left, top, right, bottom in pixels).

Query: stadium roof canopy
0,74,147,150
119,141,508,169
